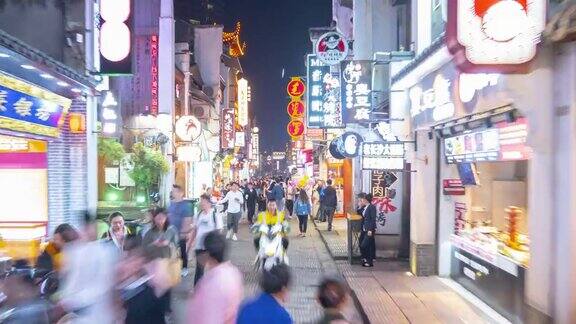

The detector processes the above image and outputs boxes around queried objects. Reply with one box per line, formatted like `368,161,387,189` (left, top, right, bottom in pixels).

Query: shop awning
432,105,518,138
0,29,97,96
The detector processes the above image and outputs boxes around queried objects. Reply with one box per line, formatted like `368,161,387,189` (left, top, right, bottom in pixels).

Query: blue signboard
306,54,343,128
0,74,71,137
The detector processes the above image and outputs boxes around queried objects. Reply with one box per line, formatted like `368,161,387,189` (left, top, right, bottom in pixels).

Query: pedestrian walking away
285,178,296,217
316,277,351,324
295,189,312,237
218,182,244,241
323,180,338,231
167,184,193,274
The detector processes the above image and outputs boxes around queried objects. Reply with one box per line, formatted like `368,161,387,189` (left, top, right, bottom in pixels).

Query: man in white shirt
218,182,244,241
190,193,220,285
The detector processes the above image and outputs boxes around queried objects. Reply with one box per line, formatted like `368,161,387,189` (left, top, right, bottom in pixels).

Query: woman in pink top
187,231,244,324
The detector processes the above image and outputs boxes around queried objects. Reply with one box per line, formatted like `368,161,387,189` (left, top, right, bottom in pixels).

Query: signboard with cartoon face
447,0,546,73
315,31,349,66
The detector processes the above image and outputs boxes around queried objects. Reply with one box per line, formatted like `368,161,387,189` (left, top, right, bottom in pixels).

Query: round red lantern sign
287,120,305,138
287,101,305,118
287,78,305,98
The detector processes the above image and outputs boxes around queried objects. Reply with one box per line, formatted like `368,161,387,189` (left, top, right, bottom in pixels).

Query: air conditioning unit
192,105,210,120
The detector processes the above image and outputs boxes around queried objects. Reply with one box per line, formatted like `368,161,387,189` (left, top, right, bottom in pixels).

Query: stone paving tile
173,219,363,324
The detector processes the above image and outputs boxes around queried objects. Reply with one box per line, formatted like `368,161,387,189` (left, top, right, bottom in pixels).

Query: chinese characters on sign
251,132,259,166
340,61,372,124
409,65,457,128
286,77,305,140
287,119,305,138
362,142,405,170
287,77,305,98
221,109,235,149
100,91,120,136
0,74,70,137
287,101,304,119
371,170,402,235
306,55,343,128
447,0,546,73
150,35,159,116
237,78,249,127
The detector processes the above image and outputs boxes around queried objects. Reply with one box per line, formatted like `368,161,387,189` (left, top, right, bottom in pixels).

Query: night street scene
0,0,574,323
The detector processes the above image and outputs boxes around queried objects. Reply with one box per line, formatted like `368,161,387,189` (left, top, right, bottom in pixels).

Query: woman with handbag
142,208,181,312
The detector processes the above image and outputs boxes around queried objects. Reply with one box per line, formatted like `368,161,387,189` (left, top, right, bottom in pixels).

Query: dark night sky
219,0,332,152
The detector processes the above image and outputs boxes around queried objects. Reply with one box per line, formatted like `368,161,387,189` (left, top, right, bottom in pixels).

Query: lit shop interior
436,109,531,320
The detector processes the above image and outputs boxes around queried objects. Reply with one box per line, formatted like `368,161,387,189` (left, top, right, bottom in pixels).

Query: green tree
129,143,169,191
98,138,126,165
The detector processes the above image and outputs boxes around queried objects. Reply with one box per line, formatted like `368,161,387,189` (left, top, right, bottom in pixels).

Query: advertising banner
371,170,402,235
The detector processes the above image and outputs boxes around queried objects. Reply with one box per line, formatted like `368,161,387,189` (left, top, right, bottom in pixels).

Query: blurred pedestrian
58,214,117,324
316,278,350,324
236,264,293,324
101,211,127,253
285,178,296,217
357,193,377,267
190,194,219,285
295,189,312,237
311,182,321,221
36,223,78,273
187,231,243,324
218,182,244,241
117,235,169,324
168,184,193,274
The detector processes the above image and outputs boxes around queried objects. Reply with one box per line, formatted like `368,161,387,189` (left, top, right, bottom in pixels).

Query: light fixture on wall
69,113,86,133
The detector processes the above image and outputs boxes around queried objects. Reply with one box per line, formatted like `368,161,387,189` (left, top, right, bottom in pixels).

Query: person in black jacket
244,182,258,225
357,193,377,267
323,179,338,231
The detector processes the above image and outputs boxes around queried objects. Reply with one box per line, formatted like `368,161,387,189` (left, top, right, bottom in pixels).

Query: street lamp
252,126,259,133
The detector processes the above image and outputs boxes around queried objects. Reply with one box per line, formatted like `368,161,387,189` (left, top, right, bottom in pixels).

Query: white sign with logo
235,132,245,147
409,74,455,123
175,116,202,142
314,31,349,66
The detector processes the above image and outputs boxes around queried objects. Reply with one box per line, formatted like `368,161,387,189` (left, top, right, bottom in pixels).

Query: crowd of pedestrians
0,176,371,323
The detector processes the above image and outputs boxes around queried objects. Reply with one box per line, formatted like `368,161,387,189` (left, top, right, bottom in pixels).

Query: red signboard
287,119,305,138
150,35,159,115
221,109,235,149
287,77,305,98
446,0,546,73
287,100,305,118
443,179,465,196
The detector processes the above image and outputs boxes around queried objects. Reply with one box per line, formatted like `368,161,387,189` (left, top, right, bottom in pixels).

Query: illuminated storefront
0,38,94,260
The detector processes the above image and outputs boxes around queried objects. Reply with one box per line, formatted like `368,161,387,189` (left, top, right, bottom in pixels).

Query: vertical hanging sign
341,60,373,124
221,109,235,149
150,35,159,116
306,54,343,128
286,77,306,140
99,0,133,75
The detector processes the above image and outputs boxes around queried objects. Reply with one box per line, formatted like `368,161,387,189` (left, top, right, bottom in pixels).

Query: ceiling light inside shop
0,53,10,58
40,73,54,79
57,81,69,87
21,64,35,70
71,88,81,93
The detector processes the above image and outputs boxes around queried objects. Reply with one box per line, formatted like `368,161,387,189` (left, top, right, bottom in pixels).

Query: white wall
551,43,576,323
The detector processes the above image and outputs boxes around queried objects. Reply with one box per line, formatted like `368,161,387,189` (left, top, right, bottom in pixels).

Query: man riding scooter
252,199,290,270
